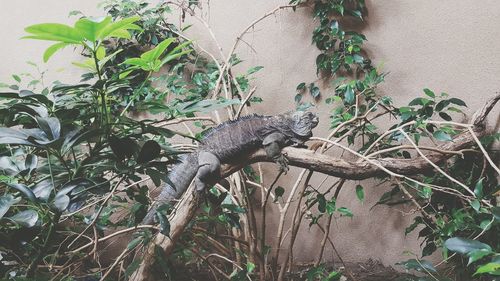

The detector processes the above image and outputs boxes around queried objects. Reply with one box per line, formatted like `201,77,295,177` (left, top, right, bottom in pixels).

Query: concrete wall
1,0,499,267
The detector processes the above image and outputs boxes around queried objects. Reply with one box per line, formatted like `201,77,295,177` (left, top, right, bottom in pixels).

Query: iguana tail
142,153,198,224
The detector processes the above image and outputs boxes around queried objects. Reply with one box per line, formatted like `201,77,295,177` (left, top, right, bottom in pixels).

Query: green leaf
438,112,452,121
12,75,21,83
36,117,61,140
8,210,38,227
344,85,354,104
326,199,336,215
423,88,435,98
448,98,467,107
141,38,176,62
296,82,306,92
474,263,500,276
7,183,37,202
247,66,264,75
474,178,484,199
470,200,480,212
96,46,106,60
159,48,192,67
274,186,285,200
467,249,493,265
355,185,364,202
310,86,320,99
433,130,452,142
246,262,255,273
0,195,21,219
53,194,70,211
74,17,112,42
97,15,141,40
338,207,353,217
43,42,70,62
444,237,492,255
24,23,83,43
127,237,142,250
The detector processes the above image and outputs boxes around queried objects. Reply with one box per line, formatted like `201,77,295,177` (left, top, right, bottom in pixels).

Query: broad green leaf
0,195,21,219
7,183,37,202
122,57,149,69
159,49,192,67
470,200,480,212
97,15,141,40
36,117,61,140
74,17,111,42
467,249,493,265
444,237,491,254
96,46,106,60
53,193,70,211
140,38,175,62
474,263,500,276
355,185,364,202
43,42,70,62
8,210,38,227
24,23,83,43
433,130,452,142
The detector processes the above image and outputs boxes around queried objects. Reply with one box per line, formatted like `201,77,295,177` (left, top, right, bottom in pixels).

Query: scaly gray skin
142,111,319,224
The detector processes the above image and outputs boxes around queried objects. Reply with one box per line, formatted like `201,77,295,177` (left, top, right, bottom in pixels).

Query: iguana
142,111,319,224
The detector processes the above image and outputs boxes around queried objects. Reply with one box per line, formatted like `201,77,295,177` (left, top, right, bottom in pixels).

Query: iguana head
289,111,319,137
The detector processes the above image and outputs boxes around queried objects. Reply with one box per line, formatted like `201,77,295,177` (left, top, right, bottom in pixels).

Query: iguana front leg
195,151,221,192
262,132,289,173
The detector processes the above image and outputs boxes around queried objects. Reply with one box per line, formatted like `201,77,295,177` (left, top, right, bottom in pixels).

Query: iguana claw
275,153,289,174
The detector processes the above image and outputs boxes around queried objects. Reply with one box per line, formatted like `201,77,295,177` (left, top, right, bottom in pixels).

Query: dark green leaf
274,186,285,200
467,249,493,265
8,210,38,227
470,200,480,212
7,183,37,202
423,88,435,98
355,185,364,202
448,98,467,107
444,237,491,254
439,112,452,121
0,195,20,219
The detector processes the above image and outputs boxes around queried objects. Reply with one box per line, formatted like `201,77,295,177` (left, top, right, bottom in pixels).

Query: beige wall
1,0,499,267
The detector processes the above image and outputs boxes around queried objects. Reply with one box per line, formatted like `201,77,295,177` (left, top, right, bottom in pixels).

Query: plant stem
26,211,61,277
